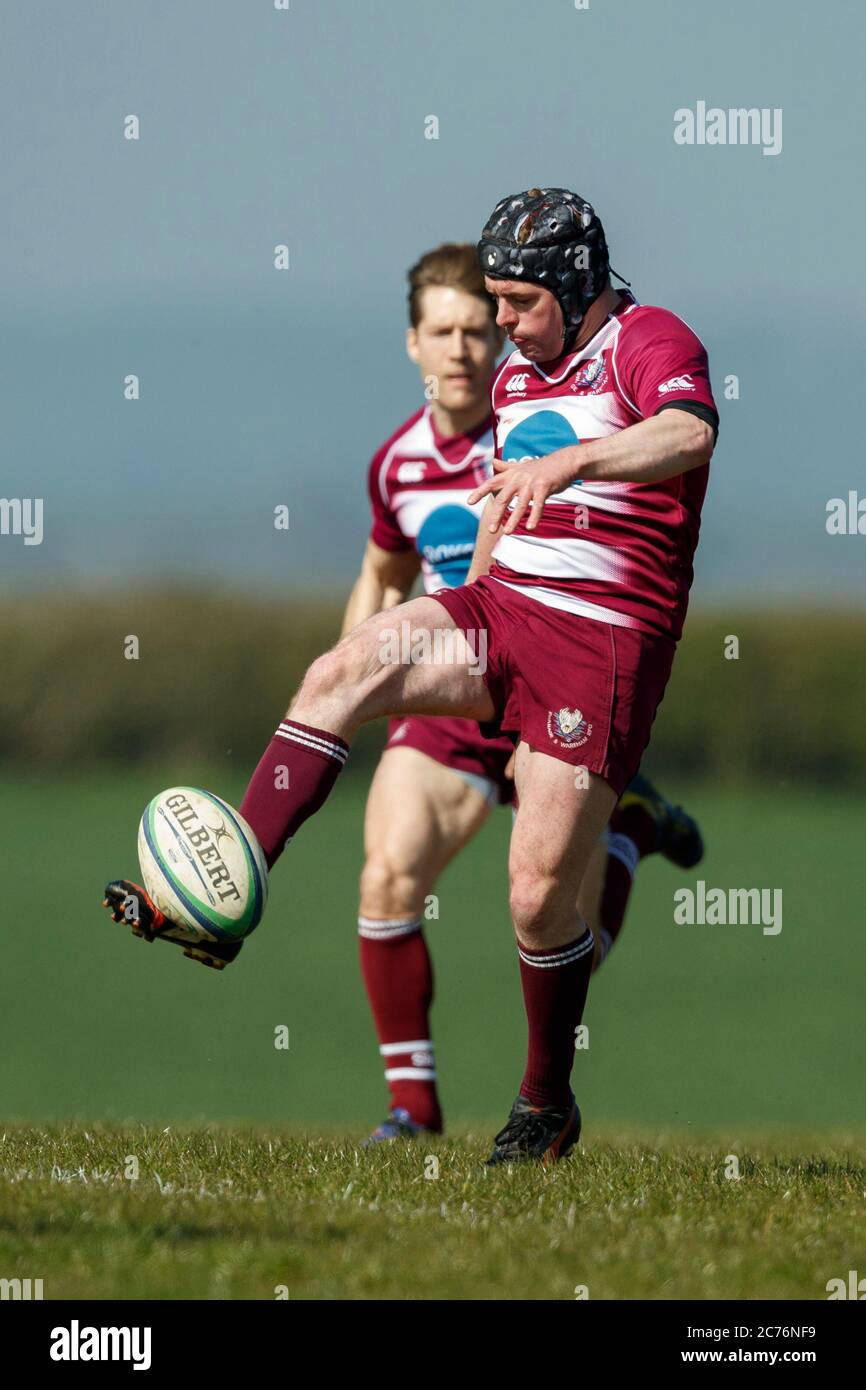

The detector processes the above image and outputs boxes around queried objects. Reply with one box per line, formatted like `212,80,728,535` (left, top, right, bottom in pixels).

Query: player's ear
406,326,420,366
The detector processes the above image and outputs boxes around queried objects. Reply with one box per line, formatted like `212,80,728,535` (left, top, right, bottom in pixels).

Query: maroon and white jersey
368,404,495,592
489,292,717,640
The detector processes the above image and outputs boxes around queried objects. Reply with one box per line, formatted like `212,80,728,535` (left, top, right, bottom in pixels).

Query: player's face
406,286,501,413
483,277,564,361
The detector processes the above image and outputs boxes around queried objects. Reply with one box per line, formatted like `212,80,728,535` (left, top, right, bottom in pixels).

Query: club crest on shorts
547,706,593,748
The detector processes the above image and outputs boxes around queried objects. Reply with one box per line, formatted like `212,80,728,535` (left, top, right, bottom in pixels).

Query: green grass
1,770,864,1299
1,1124,863,1300
1,769,863,1130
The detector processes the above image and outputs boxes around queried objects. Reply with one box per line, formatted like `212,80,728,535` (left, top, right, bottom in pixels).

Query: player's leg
358,746,493,1140
575,836,609,972
105,596,495,955
584,771,706,974
238,596,495,871
488,744,616,1165
618,771,704,870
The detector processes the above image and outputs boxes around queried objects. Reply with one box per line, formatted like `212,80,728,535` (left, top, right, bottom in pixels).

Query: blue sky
2,0,864,604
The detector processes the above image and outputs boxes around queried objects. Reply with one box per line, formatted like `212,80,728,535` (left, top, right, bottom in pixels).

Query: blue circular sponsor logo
416,504,479,588
502,409,580,461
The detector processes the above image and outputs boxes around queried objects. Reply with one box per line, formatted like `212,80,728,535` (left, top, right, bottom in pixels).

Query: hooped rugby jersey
368,404,494,591
489,292,717,640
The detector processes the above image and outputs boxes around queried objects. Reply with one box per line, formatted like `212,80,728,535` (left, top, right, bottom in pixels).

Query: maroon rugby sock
592,804,657,970
610,802,657,858
239,720,349,870
517,929,594,1109
358,916,442,1132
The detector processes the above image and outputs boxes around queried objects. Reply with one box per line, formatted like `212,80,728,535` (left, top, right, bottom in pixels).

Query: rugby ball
137,787,268,942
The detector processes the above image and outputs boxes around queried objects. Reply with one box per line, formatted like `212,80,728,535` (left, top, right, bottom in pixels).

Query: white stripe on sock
606,831,639,876
275,729,348,765
277,722,347,758
276,730,348,765
379,1040,433,1056
275,724,348,764
384,1067,437,1082
358,915,422,941
517,930,595,969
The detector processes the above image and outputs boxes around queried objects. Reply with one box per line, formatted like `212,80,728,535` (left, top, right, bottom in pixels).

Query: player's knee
294,640,366,717
509,871,567,943
360,854,422,919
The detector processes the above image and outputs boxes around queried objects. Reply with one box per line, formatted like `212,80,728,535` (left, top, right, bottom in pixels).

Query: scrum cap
478,187,609,351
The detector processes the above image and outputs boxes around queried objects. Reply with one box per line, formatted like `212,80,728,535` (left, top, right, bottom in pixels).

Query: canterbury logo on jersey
505,373,531,394
397,461,427,481
658,374,695,394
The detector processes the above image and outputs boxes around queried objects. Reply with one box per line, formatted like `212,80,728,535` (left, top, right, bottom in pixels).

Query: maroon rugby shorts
429,576,676,796
383,714,515,805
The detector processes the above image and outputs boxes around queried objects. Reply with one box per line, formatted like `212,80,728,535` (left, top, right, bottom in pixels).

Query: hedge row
1,593,863,787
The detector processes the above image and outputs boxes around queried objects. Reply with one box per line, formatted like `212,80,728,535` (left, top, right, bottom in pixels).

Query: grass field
1,769,864,1298
1,1124,864,1300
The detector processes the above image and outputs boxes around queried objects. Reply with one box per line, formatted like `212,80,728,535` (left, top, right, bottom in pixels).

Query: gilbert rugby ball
137,787,268,941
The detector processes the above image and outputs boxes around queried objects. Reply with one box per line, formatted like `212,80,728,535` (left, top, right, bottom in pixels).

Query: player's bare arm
469,408,716,534
465,497,500,582
341,539,420,636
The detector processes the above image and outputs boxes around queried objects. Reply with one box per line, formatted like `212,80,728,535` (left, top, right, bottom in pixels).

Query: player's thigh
509,743,617,913
360,747,492,915
293,596,495,729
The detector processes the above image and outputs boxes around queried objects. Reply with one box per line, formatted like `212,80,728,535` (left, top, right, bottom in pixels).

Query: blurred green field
1,768,863,1135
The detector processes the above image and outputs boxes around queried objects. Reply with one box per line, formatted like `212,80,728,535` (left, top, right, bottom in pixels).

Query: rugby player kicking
105,188,717,1165
342,242,703,1144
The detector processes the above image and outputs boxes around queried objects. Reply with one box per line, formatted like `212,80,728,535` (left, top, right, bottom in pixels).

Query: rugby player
105,189,717,1165
341,243,702,1143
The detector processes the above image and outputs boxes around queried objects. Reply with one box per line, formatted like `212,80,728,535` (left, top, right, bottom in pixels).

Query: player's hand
467,451,581,534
